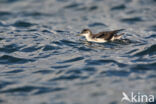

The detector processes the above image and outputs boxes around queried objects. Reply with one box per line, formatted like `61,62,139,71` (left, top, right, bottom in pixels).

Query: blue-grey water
0,0,156,104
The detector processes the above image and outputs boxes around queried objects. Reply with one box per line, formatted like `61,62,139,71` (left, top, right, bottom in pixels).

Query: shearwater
77,29,125,43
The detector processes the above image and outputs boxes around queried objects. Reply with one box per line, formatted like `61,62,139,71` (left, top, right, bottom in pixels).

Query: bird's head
77,29,92,37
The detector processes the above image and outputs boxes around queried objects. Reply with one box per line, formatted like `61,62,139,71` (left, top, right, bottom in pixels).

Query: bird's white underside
81,33,121,43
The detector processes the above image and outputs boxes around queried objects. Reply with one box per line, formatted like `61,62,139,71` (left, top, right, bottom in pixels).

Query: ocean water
0,0,156,104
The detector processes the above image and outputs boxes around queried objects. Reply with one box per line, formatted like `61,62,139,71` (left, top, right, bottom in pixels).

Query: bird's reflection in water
79,39,132,50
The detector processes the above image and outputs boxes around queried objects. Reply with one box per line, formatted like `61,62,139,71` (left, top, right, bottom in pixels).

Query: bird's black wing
93,29,124,40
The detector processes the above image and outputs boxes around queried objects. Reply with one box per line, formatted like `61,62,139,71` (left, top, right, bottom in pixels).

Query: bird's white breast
86,37,107,43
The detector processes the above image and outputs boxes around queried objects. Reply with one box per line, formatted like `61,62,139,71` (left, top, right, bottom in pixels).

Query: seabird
77,29,125,43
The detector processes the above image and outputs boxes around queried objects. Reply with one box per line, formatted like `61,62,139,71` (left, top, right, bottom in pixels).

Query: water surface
0,0,156,104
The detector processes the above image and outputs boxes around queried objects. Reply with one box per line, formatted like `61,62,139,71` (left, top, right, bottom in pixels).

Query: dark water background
0,0,156,104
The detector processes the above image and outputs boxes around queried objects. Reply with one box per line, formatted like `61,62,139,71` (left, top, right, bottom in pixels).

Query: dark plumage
92,29,124,39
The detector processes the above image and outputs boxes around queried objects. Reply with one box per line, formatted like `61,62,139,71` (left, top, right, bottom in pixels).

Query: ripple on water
21,45,42,52
21,11,52,17
57,0,68,2
130,62,156,72
58,57,84,64
133,44,156,56
0,86,66,95
78,46,93,51
41,29,52,33
64,2,98,11
88,22,107,27
0,55,33,64
42,45,61,51
55,30,69,33
120,17,143,24
75,5,98,11
0,11,11,17
33,69,54,74
51,65,70,69
0,81,15,89
64,2,81,9
65,69,82,74
13,21,34,28
51,74,81,81
103,70,130,77
60,39,78,47
0,37,3,40
87,5,98,11
0,0,19,3
139,0,156,4
33,87,66,95
0,99,4,103
124,0,132,3
5,69,24,73
85,59,127,67
0,44,21,53
66,67,96,76
147,25,156,32
111,4,126,10
49,68,91,81
145,34,156,39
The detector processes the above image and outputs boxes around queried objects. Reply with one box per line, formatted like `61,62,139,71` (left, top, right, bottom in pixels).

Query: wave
0,55,33,64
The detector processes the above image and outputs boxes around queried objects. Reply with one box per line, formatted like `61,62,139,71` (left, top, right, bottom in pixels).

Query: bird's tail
112,29,125,35
114,33,124,39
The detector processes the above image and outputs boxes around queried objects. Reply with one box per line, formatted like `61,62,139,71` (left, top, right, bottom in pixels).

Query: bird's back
92,29,124,40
